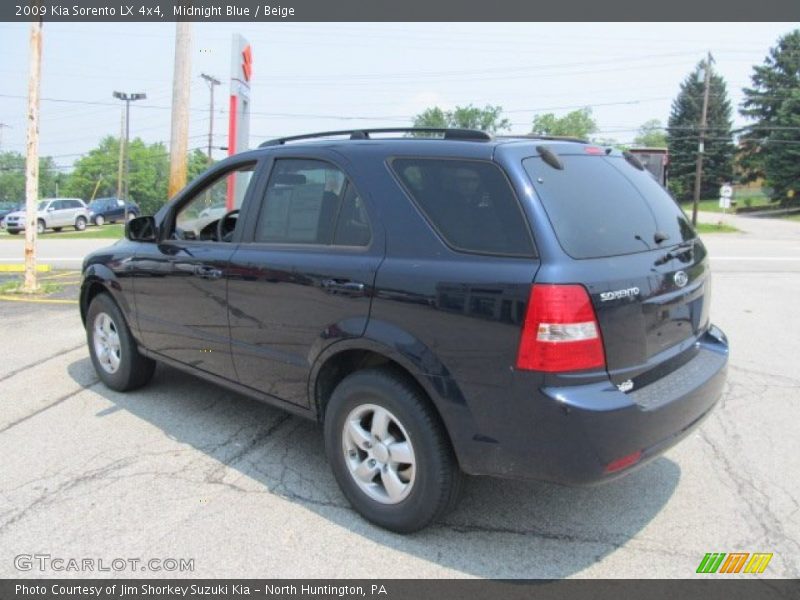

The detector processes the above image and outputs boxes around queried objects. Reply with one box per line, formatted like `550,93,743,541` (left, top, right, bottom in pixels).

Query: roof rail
496,134,590,144
259,128,493,147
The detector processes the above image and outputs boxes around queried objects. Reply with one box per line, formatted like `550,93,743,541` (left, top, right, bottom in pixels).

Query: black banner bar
2,0,800,22
2,580,800,600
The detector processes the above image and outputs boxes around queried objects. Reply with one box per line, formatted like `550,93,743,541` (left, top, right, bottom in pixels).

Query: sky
0,21,797,174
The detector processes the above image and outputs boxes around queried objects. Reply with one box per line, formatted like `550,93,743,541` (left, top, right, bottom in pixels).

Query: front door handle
194,265,223,280
321,279,366,296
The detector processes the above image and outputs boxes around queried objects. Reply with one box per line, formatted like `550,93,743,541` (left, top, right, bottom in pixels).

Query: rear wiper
655,239,695,265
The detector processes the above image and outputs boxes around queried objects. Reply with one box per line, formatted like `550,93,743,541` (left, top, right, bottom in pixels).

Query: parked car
4,198,89,234
0,201,23,227
88,197,140,226
79,129,729,532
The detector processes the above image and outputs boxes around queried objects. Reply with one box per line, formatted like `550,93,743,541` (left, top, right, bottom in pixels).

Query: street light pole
112,91,146,201
201,73,221,164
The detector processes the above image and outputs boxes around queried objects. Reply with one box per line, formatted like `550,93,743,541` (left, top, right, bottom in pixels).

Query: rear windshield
523,154,695,259
391,158,534,257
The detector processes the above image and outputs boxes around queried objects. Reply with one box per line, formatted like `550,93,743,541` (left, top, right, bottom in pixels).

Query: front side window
390,158,534,257
254,159,371,247
174,163,255,241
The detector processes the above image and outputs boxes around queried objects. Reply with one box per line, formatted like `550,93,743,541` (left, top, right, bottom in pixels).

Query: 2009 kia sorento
80,128,729,532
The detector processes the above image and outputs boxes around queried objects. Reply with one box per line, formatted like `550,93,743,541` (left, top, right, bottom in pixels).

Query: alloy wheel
342,403,416,504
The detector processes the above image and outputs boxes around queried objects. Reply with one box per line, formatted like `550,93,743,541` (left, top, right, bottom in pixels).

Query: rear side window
523,154,695,259
255,159,370,247
391,158,534,257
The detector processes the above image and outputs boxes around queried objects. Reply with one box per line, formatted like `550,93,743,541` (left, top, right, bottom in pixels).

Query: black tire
8,230,20,235
95,215,105,226
74,216,87,231
37,219,45,234
126,212,136,222
324,368,462,533
86,293,155,392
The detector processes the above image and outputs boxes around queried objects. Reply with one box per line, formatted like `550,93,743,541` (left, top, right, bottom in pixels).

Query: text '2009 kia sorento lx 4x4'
80,128,728,532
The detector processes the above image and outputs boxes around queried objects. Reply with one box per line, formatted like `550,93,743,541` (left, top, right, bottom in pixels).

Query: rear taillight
516,284,606,372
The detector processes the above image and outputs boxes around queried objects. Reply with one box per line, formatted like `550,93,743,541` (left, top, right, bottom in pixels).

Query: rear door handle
194,265,223,280
321,279,366,296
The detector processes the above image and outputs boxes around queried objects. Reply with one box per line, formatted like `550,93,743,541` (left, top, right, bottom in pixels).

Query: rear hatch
522,148,711,384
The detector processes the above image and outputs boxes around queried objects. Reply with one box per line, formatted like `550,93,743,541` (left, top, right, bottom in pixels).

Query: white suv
3,198,90,234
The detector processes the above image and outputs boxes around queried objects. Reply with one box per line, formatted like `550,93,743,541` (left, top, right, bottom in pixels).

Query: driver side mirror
125,215,157,242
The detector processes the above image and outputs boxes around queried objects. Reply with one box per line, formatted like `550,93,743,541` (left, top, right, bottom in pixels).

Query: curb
0,264,52,273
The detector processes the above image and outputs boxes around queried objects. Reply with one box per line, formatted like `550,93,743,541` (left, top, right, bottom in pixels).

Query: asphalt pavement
0,214,798,578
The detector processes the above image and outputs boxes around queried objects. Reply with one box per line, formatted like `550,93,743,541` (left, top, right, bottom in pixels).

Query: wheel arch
80,264,134,333
309,325,475,470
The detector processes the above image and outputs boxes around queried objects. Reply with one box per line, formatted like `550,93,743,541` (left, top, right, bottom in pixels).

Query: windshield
523,153,695,259
37,201,49,211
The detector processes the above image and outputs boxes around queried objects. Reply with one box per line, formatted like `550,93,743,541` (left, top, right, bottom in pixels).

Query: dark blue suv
79,129,728,532
87,197,140,226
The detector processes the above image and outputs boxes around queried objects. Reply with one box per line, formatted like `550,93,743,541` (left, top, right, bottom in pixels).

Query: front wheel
37,220,45,234
126,212,136,222
74,216,87,231
324,368,462,533
94,215,105,227
86,293,155,391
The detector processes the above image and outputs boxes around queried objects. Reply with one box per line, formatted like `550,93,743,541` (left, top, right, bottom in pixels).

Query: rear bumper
457,325,728,484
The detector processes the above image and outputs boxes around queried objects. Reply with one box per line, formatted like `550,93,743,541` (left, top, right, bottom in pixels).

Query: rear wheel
324,368,462,533
94,215,105,227
37,220,45,234
126,212,136,222
86,293,155,391
74,216,87,231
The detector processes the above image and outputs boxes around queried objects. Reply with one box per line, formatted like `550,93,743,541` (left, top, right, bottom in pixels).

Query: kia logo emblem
674,271,689,288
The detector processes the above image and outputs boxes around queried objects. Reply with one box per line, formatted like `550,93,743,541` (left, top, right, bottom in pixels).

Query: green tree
530,107,597,139
763,88,800,204
63,136,123,202
64,136,174,215
412,104,510,133
0,151,62,202
187,148,212,183
667,61,736,201
739,29,800,205
634,119,668,148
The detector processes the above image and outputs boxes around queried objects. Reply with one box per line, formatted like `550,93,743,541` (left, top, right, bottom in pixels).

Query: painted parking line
40,270,81,279
0,295,78,305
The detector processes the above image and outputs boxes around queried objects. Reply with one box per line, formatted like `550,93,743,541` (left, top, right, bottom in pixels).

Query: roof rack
496,134,590,144
259,128,493,147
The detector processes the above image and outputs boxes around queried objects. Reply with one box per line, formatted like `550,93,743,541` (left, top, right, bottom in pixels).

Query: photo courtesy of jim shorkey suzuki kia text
13,584,388,596
0,0,799,594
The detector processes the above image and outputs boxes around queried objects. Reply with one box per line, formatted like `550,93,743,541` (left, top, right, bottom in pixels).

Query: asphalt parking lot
0,213,798,579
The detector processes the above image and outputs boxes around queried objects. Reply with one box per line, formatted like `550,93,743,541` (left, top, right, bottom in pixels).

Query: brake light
516,284,606,372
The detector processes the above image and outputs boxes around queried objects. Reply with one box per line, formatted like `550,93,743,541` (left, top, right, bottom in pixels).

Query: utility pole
116,109,124,198
113,91,146,200
22,19,42,294
201,73,220,164
168,22,192,198
691,52,713,227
